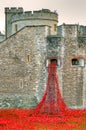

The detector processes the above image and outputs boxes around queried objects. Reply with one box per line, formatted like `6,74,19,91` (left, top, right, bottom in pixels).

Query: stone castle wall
0,26,50,108
61,25,86,108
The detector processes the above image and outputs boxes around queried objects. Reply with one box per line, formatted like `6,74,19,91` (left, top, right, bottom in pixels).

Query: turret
5,7,23,38
5,8,58,37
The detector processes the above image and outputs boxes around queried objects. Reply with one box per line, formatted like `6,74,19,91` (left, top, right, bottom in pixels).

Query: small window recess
26,55,30,63
19,79,23,88
14,24,18,32
46,58,61,68
54,24,57,32
72,58,84,67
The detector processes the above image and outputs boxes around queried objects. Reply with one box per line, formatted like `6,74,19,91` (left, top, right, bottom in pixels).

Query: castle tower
5,8,58,38
5,7,23,38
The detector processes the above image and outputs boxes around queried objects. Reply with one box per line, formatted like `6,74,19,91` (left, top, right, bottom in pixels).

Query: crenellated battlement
5,7,23,13
5,8,58,22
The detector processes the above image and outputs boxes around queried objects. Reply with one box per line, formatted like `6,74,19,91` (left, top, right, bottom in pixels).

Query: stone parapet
5,7,23,13
11,9,58,23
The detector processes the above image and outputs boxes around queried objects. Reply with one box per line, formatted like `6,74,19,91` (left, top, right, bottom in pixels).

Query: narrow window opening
26,55,30,63
14,24,18,32
19,79,23,88
54,24,57,32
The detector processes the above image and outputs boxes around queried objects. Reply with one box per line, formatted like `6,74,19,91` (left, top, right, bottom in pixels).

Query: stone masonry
0,26,50,108
61,25,86,108
0,8,86,108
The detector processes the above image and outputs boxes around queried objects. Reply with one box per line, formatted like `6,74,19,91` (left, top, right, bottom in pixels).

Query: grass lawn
0,109,86,130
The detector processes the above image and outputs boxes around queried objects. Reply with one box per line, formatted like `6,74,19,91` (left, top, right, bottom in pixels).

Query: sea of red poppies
0,108,86,130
